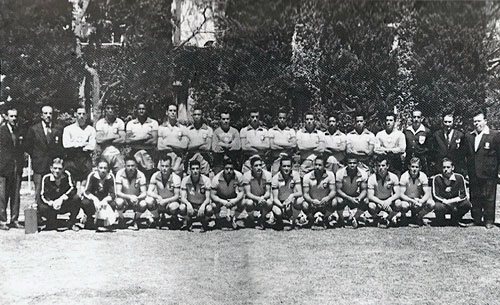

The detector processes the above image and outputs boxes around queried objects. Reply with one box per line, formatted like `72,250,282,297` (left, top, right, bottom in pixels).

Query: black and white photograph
2,0,500,304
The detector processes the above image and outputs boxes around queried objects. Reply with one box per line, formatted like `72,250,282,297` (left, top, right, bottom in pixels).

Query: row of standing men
0,103,497,231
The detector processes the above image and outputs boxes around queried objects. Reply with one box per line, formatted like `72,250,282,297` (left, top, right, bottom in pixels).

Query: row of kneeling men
31,152,472,233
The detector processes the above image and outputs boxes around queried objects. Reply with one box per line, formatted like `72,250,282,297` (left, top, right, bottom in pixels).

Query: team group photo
3,1,500,304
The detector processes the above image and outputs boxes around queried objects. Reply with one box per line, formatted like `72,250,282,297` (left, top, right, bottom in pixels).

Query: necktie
46,124,52,143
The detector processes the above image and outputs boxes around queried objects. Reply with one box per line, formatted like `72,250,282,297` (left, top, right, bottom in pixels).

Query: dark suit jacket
432,128,466,167
0,124,24,177
465,129,500,180
24,122,64,174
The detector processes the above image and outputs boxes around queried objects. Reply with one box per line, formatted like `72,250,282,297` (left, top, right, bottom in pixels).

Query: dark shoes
10,221,24,229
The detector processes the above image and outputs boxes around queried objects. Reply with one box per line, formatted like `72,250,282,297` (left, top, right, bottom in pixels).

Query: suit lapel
36,122,49,145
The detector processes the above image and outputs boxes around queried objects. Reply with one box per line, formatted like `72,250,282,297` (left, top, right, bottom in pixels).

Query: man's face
105,105,116,117
252,160,263,176
442,161,454,177
280,160,292,176
412,111,422,126
190,164,200,177
443,115,453,131
125,160,137,176
167,105,177,121
220,113,230,129
97,161,110,177
75,108,87,124
159,160,172,175
409,162,420,177
41,106,53,124
6,110,17,126
305,114,315,129
250,112,260,126
137,104,147,118
277,113,287,129
50,162,64,179
347,158,358,171
473,114,486,133
355,116,365,130
193,110,203,124
376,160,388,176
314,159,325,172
328,117,337,130
386,116,395,130
223,164,235,176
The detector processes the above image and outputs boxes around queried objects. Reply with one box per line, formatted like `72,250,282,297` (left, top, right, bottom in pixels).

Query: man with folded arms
324,115,346,174
240,110,270,173
432,158,471,227
39,158,81,231
296,112,325,177
95,102,126,174
374,112,406,177
268,110,297,176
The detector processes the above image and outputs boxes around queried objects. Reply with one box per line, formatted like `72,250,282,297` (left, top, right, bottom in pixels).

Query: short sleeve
172,174,181,188
202,176,212,190
240,127,248,139
180,176,189,190
271,175,279,189
302,173,311,187
367,175,376,190
151,119,159,130
117,119,125,131
420,172,429,186
264,171,272,184
95,119,104,132
335,169,344,183
399,173,409,186
138,171,147,186
292,171,301,185
241,171,251,186
211,176,220,189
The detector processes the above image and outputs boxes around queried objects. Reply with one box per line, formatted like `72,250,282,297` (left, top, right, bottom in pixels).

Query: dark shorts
65,155,93,182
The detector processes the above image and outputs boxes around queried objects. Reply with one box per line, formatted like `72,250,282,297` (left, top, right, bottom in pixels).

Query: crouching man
242,156,273,230
115,156,147,230
271,155,303,230
432,158,471,227
210,158,244,230
180,160,212,232
335,154,369,229
399,157,435,227
367,156,401,228
82,159,116,232
302,157,336,228
146,155,181,229
39,158,81,231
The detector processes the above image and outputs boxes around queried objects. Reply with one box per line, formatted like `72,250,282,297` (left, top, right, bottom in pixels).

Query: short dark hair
223,156,234,167
375,155,388,164
354,112,365,120
190,160,201,168
345,153,358,161
158,154,173,164
280,155,292,167
250,155,263,167
124,156,137,164
97,158,110,167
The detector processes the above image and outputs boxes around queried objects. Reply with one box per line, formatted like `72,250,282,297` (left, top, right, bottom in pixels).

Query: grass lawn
1,184,500,305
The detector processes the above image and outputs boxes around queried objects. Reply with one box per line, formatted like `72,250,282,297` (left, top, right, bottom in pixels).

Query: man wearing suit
465,111,500,229
0,107,24,230
431,114,466,175
24,105,64,208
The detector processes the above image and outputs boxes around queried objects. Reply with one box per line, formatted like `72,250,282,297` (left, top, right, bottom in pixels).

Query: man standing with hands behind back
24,105,64,210
0,107,24,230
465,111,500,229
